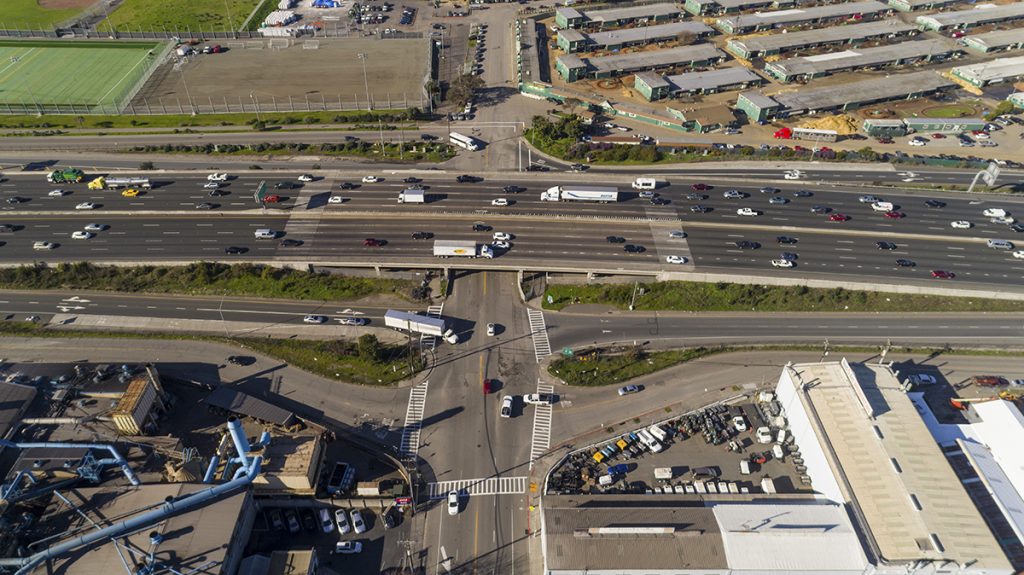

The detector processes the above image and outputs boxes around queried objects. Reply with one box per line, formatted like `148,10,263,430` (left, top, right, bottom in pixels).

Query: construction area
132,36,431,113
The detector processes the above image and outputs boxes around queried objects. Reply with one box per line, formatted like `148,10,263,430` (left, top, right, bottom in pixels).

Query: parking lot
548,398,809,497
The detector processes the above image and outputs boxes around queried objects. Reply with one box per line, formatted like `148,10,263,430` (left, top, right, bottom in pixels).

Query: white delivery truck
631,177,657,190
647,424,668,443
384,309,445,337
636,429,663,453
540,185,620,203
654,467,675,481
398,188,426,203
871,201,894,212
433,240,493,259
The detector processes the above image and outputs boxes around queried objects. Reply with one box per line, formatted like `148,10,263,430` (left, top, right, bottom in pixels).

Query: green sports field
0,40,162,110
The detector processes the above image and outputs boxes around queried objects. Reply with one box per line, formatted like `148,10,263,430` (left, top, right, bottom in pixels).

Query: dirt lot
133,37,430,111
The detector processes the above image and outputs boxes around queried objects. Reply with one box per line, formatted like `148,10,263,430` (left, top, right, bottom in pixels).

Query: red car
828,214,850,222
876,138,893,144
263,194,281,203
483,379,494,394
363,238,384,247
931,270,954,279
883,211,905,219
931,133,946,139
691,183,710,191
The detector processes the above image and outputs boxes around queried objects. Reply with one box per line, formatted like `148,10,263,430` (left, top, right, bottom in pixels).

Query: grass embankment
129,140,455,162
106,0,260,31
0,109,418,130
0,262,420,302
2,0,85,28
0,322,420,385
549,347,716,386
542,281,1024,312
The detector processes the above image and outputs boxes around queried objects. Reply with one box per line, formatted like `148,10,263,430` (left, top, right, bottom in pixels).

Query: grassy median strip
0,262,420,302
0,323,420,386
0,109,418,130
549,347,717,387
542,281,1024,312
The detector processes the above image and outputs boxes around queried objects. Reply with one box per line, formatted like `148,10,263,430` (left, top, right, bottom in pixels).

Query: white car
361,176,381,183
303,314,327,324
665,255,687,264
298,174,314,182
756,427,773,444
783,171,802,180
736,208,759,216
858,195,882,203
334,541,362,555
732,416,748,432
974,132,990,139
328,196,346,204
500,395,513,418
335,509,351,534
338,317,367,326
992,216,1016,225
1013,250,1024,259
771,259,794,268
84,223,108,232
486,322,496,336
70,231,94,240
33,241,57,250
75,202,97,210
493,240,511,249
908,138,926,146
48,189,68,197
950,220,972,229
982,208,1008,218
491,198,509,207
447,490,460,515
207,173,229,181
668,231,686,239
202,182,220,190
493,232,512,241
350,509,366,534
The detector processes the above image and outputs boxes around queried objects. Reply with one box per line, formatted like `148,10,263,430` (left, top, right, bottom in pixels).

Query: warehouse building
889,0,964,12
862,117,909,136
555,3,683,30
635,67,763,100
715,0,890,34
775,359,1015,574
556,44,724,81
667,103,738,131
557,21,712,53
963,28,1024,54
726,19,917,58
770,70,955,115
951,54,1024,87
736,90,783,122
916,3,1024,31
764,38,959,82
683,0,773,16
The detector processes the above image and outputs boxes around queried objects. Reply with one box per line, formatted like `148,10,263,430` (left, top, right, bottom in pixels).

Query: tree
563,97,583,115
984,100,1015,121
447,73,484,108
138,161,155,170
357,334,382,363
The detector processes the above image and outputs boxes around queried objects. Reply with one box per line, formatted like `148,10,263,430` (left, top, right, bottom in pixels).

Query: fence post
273,96,278,112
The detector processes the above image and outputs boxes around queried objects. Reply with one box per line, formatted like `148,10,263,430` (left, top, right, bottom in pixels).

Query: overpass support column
374,265,381,277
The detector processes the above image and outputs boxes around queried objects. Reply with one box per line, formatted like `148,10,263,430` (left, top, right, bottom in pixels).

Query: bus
449,131,480,151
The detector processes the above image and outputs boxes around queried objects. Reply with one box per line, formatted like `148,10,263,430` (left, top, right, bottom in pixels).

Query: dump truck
433,239,493,258
88,176,152,190
398,188,425,203
47,168,84,184
540,185,619,202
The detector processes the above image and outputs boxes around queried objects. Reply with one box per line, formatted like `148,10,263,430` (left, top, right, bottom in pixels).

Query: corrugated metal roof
204,386,298,427
964,27,1024,50
719,0,889,30
587,44,723,74
0,380,37,439
728,20,916,54
586,2,682,23
772,70,954,111
952,54,1024,84
664,66,761,92
586,20,712,47
916,2,1024,28
766,38,954,77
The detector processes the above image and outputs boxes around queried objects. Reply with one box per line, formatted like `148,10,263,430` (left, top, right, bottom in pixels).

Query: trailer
47,168,84,184
398,188,425,203
87,176,152,190
384,309,445,337
433,239,493,258
540,185,620,202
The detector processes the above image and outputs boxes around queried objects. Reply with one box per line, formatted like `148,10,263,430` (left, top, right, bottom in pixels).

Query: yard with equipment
0,40,164,112
106,0,262,32
2,0,90,29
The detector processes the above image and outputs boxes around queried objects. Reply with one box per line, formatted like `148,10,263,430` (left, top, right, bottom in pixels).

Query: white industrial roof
719,0,889,30
961,400,1024,543
953,54,1024,84
712,502,869,571
916,2,1024,28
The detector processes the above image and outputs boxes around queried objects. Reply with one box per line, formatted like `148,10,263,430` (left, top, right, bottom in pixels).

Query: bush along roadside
127,140,454,162
548,346,716,387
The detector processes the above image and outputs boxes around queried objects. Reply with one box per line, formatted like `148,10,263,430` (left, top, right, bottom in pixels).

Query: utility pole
378,118,386,157
357,53,372,111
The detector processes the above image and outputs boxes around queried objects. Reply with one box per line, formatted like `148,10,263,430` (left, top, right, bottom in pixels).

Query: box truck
47,168,84,183
433,240,493,259
398,188,426,203
540,185,620,203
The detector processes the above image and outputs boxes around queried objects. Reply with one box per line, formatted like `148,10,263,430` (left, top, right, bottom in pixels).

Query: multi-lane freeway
3,170,1024,290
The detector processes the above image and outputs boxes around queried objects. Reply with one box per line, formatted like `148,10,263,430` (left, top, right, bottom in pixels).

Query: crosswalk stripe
399,381,429,459
529,382,554,467
427,476,528,499
420,304,444,351
527,309,552,363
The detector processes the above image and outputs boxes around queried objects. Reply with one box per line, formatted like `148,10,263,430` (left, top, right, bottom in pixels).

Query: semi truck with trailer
433,240,494,259
541,185,619,203
88,176,152,190
47,168,85,183
384,309,459,344
398,188,426,203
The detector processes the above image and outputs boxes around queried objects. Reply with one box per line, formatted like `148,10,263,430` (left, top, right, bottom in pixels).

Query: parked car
617,385,640,396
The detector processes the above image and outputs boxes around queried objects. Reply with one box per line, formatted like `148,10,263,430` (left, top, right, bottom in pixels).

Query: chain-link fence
0,25,422,40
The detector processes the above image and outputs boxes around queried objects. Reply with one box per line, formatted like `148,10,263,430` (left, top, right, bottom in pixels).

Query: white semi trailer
540,185,620,202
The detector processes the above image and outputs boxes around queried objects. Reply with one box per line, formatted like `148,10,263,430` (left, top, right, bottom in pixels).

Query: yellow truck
88,176,152,190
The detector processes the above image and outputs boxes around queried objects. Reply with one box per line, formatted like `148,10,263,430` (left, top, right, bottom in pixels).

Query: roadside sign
562,347,573,357
547,294,553,304
395,496,412,506
981,162,1000,186
254,180,267,204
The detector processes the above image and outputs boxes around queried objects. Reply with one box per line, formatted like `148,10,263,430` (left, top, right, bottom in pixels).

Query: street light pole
249,92,262,123
357,53,372,111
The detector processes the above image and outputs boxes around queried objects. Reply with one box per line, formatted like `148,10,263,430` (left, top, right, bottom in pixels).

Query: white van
740,459,751,475
254,228,277,239
636,429,663,453
632,177,657,191
870,201,894,212
987,239,1014,250
647,424,668,443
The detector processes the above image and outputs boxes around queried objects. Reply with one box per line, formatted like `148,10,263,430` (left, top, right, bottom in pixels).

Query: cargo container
433,239,494,258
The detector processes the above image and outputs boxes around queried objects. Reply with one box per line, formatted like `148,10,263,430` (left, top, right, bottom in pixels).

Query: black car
686,193,707,200
810,205,831,214
734,240,759,249
5,196,25,204
650,197,670,205
759,187,779,194
472,223,491,232
792,190,813,197
224,246,247,254
690,205,710,213
924,199,946,208
456,175,482,183
411,231,433,240
876,241,897,250
382,507,397,530
280,239,303,247
403,177,421,183
208,189,224,197
569,163,587,172
526,165,549,172
896,259,916,267
301,509,317,532
606,236,626,243
340,182,356,190
421,134,438,141
780,252,798,261
502,185,522,194
274,181,297,189
623,244,645,253
776,236,798,244
1009,223,1024,233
